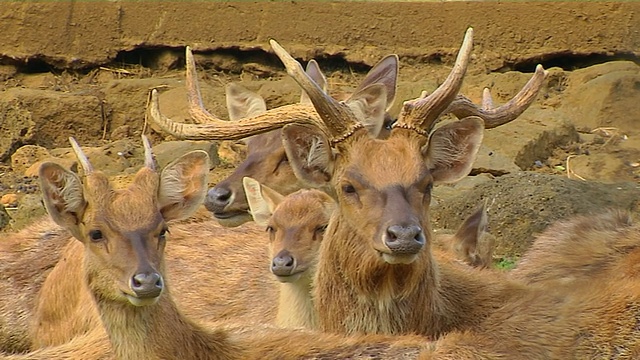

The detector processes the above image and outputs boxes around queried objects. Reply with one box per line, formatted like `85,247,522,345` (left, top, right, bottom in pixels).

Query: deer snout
384,224,425,255
130,271,164,299
271,250,296,277
205,186,233,212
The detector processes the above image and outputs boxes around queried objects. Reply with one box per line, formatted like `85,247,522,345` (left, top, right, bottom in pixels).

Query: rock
152,141,220,170
149,50,182,71
0,204,10,231
472,144,522,175
561,61,640,134
431,172,640,258
103,78,189,137
0,64,17,82
7,194,47,231
0,92,35,161
1,194,18,208
11,145,51,174
24,158,78,178
110,125,131,141
0,87,104,160
482,107,580,170
217,141,246,166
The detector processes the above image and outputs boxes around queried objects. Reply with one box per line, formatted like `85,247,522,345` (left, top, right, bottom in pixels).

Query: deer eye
159,228,169,240
265,226,275,234
342,183,357,195
315,224,328,235
88,230,103,242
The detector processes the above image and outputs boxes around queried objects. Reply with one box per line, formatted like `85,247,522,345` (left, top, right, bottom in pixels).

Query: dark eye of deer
425,183,433,194
159,228,169,240
266,226,275,234
89,230,103,242
276,155,288,170
342,184,357,195
315,224,328,234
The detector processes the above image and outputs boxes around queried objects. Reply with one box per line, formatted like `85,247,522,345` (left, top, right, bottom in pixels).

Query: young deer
243,177,332,329
205,55,399,227
150,28,547,337
29,136,436,360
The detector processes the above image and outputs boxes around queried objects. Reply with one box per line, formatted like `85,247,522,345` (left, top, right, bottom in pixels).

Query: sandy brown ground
0,2,639,263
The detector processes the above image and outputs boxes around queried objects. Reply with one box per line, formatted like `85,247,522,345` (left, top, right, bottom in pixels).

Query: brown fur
418,211,640,359
286,129,524,337
510,210,635,285
0,218,71,353
16,141,435,359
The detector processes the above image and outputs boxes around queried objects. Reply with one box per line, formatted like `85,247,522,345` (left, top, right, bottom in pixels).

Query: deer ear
423,116,484,184
453,201,488,258
282,124,334,191
225,83,267,121
344,83,388,138
243,177,284,226
300,60,328,104
39,162,86,239
351,54,399,112
158,150,210,221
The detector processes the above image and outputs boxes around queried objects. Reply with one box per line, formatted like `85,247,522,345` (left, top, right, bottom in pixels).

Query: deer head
148,28,546,266
243,177,335,283
38,136,209,306
201,55,398,227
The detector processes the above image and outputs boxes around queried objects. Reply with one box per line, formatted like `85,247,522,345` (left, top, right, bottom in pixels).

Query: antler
141,135,157,171
69,137,93,175
444,64,548,129
394,27,474,135
148,47,323,140
269,39,364,141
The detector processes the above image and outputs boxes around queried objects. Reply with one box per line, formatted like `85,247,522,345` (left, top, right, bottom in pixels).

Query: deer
510,210,637,286
418,210,640,359
22,136,436,360
204,54,399,227
149,27,548,338
243,175,495,330
432,201,494,269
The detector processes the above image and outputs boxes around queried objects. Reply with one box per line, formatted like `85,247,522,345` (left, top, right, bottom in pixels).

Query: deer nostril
130,272,163,298
384,224,425,255
205,187,233,210
271,252,296,276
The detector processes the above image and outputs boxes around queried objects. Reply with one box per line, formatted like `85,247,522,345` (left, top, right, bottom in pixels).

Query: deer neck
90,283,239,360
314,216,447,336
275,273,316,329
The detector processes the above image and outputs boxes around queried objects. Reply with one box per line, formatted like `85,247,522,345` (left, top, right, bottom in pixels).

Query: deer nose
130,271,164,298
205,186,232,212
384,224,425,255
271,251,295,276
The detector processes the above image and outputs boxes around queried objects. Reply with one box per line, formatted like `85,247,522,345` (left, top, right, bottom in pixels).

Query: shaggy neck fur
314,213,524,338
88,275,239,360
276,273,316,329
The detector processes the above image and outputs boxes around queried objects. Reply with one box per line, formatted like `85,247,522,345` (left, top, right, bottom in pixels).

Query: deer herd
1,27,639,359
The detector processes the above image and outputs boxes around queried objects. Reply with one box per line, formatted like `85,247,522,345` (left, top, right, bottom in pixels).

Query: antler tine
148,89,323,140
446,64,548,129
68,137,93,175
141,135,157,171
481,88,493,110
270,39,362,140
185,46,221,125
395,27,474,134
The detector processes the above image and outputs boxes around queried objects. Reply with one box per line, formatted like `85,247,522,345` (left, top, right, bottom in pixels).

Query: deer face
39,137,209,307
244,178,335,282
205,56,398,228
